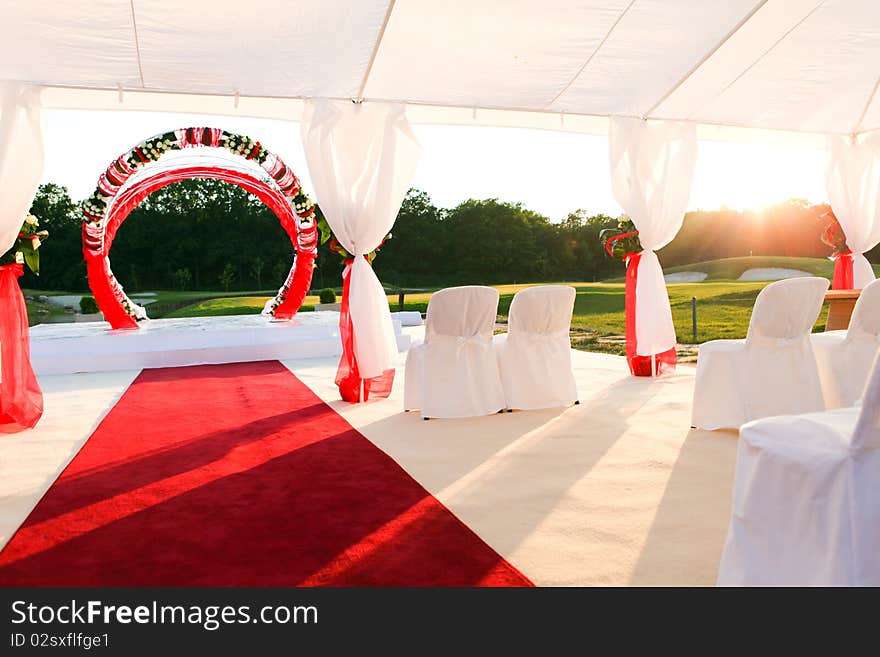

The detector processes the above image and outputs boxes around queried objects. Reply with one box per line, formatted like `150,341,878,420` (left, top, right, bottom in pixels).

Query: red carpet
0,361,531,586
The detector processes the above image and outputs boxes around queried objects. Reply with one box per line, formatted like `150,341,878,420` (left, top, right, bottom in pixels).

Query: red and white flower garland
82,128,318,323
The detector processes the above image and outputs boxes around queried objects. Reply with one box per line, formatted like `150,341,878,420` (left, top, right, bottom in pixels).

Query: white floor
0,369,140,548
1,325,740,585
288,327,739,586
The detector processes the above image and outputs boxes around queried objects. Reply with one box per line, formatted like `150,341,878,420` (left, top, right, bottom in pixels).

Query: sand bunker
664,272,708,283
737,268,812,281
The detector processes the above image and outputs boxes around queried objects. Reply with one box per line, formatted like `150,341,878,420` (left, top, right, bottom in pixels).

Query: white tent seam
684,0,827,121
356,0,397,101
644,0,769,118
30,82,336,102
546,0,637,108
853,74,880,135
129,0,145,88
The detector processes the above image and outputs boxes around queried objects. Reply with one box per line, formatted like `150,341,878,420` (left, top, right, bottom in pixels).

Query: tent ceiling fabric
0,0,389,98
1,0,878,136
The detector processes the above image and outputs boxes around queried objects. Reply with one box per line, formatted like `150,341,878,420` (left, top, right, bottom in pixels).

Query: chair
717,354,880,586
691,277,829,430
811,278,880,408
493,285,578,410
404,286,504,419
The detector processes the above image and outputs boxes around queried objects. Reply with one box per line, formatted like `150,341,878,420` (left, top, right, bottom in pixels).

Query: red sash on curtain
0,264,43,432
831,250,854,290
624,253,677,377
336,258,395,403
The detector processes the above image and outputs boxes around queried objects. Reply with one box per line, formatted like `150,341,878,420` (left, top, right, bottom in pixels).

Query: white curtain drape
825,132,880,289
609,117,697,357
300,99,421,378
0,82,45,254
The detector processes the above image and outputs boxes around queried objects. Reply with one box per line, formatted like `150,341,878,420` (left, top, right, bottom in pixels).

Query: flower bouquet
600,219,641,261
1,214,48,275
819,208,848,255
317,215,391,264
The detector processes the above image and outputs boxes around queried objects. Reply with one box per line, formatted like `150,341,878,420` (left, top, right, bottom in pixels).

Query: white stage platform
29,312,411,375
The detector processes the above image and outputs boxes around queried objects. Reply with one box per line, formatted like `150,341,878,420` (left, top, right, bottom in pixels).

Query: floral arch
81,127,318,329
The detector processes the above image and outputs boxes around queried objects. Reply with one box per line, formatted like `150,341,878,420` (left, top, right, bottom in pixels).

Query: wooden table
824,289,861,331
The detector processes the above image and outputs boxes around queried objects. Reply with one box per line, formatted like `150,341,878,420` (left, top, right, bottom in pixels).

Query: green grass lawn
21,288,223,305
149,289,292,304
24,297,74,325
556,282,778,341
163,295,321,318
21,288,318,325
164,279,833,354
375,281,814,343
29,252,860,356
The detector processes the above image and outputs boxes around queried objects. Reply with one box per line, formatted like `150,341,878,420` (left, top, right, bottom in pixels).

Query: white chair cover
812,279,880,408
404,286,504,419
493,285,578,410
717,356,880,586
691,277,829,429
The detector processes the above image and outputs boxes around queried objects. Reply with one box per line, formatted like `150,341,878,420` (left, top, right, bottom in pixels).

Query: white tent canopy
2,0,878,139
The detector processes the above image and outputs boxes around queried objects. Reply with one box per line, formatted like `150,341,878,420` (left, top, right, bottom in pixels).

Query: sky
42,109,829,221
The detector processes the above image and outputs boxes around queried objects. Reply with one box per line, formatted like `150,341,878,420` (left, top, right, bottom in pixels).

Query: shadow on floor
629,427,739,586
353,374,668,565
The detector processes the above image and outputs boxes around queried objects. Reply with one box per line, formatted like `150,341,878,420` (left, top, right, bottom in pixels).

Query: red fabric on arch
102,167,300,251
85,258,138,330
86,166,315,329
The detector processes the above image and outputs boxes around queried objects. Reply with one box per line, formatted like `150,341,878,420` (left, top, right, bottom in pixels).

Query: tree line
21,181,878,293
